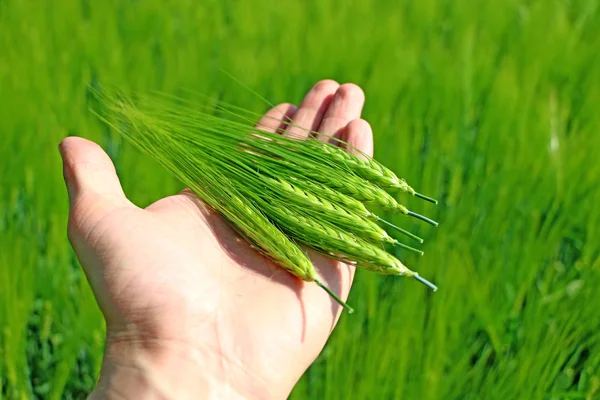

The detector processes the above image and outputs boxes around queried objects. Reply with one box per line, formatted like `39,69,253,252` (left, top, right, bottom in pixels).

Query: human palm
61,80,373,399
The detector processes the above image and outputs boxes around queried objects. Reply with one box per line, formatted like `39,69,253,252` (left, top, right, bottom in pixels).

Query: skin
60,81,373,399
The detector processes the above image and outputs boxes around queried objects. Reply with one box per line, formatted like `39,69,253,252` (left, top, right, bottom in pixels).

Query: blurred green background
1,0,599,398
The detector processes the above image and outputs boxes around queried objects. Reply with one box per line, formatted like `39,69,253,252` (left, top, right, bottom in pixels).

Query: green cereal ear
100,89,439,310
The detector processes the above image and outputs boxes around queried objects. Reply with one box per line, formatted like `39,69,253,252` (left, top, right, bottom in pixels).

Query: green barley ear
247,151,402,211
315,140,403,187
200,150,427,255
285,177,424,243
97,88,439,311
237,114,439,204
316,141,438,203
246,196,432,280
237,141,439,223
241,175,424,255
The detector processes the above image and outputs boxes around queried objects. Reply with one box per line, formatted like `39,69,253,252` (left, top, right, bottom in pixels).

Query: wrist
89,330,248,400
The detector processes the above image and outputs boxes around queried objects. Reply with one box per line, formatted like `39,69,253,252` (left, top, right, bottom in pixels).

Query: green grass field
1,0,599,398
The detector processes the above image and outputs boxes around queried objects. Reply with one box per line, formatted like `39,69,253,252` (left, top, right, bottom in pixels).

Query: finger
283,80,339,140
255,103,297,134
59,137,127,205
339,119,374,159
59,137,133,240
316,83,365,143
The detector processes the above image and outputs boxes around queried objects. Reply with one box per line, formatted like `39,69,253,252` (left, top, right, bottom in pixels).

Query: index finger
255,103,298,134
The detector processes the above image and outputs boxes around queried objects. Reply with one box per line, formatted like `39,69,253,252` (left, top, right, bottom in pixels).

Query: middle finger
316,83,365,143
283,79,340,140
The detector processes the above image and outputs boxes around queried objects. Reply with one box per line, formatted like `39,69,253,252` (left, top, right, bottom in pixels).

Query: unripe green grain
289,177,425,243
264,177,424,252
197,154,404,249
225,195,317,281
315,141,408,190
268,177,390,243
249,153,403,211
287,177,370,217
252,199,412,275
99,89,439,307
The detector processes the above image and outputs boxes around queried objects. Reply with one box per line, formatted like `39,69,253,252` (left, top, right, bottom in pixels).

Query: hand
60,81,373,399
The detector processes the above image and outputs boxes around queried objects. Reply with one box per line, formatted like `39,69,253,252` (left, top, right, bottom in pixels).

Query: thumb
59,137,134,325
59,136,130,221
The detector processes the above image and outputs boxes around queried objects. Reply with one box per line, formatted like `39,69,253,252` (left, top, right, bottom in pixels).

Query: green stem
414,192,438,204
376,217,424,243
407,211,439,227
315,279,354,314
413,273,438,291
392,241,424,255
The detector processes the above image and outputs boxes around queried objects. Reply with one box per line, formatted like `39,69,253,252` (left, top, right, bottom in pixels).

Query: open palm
61,81,373,399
